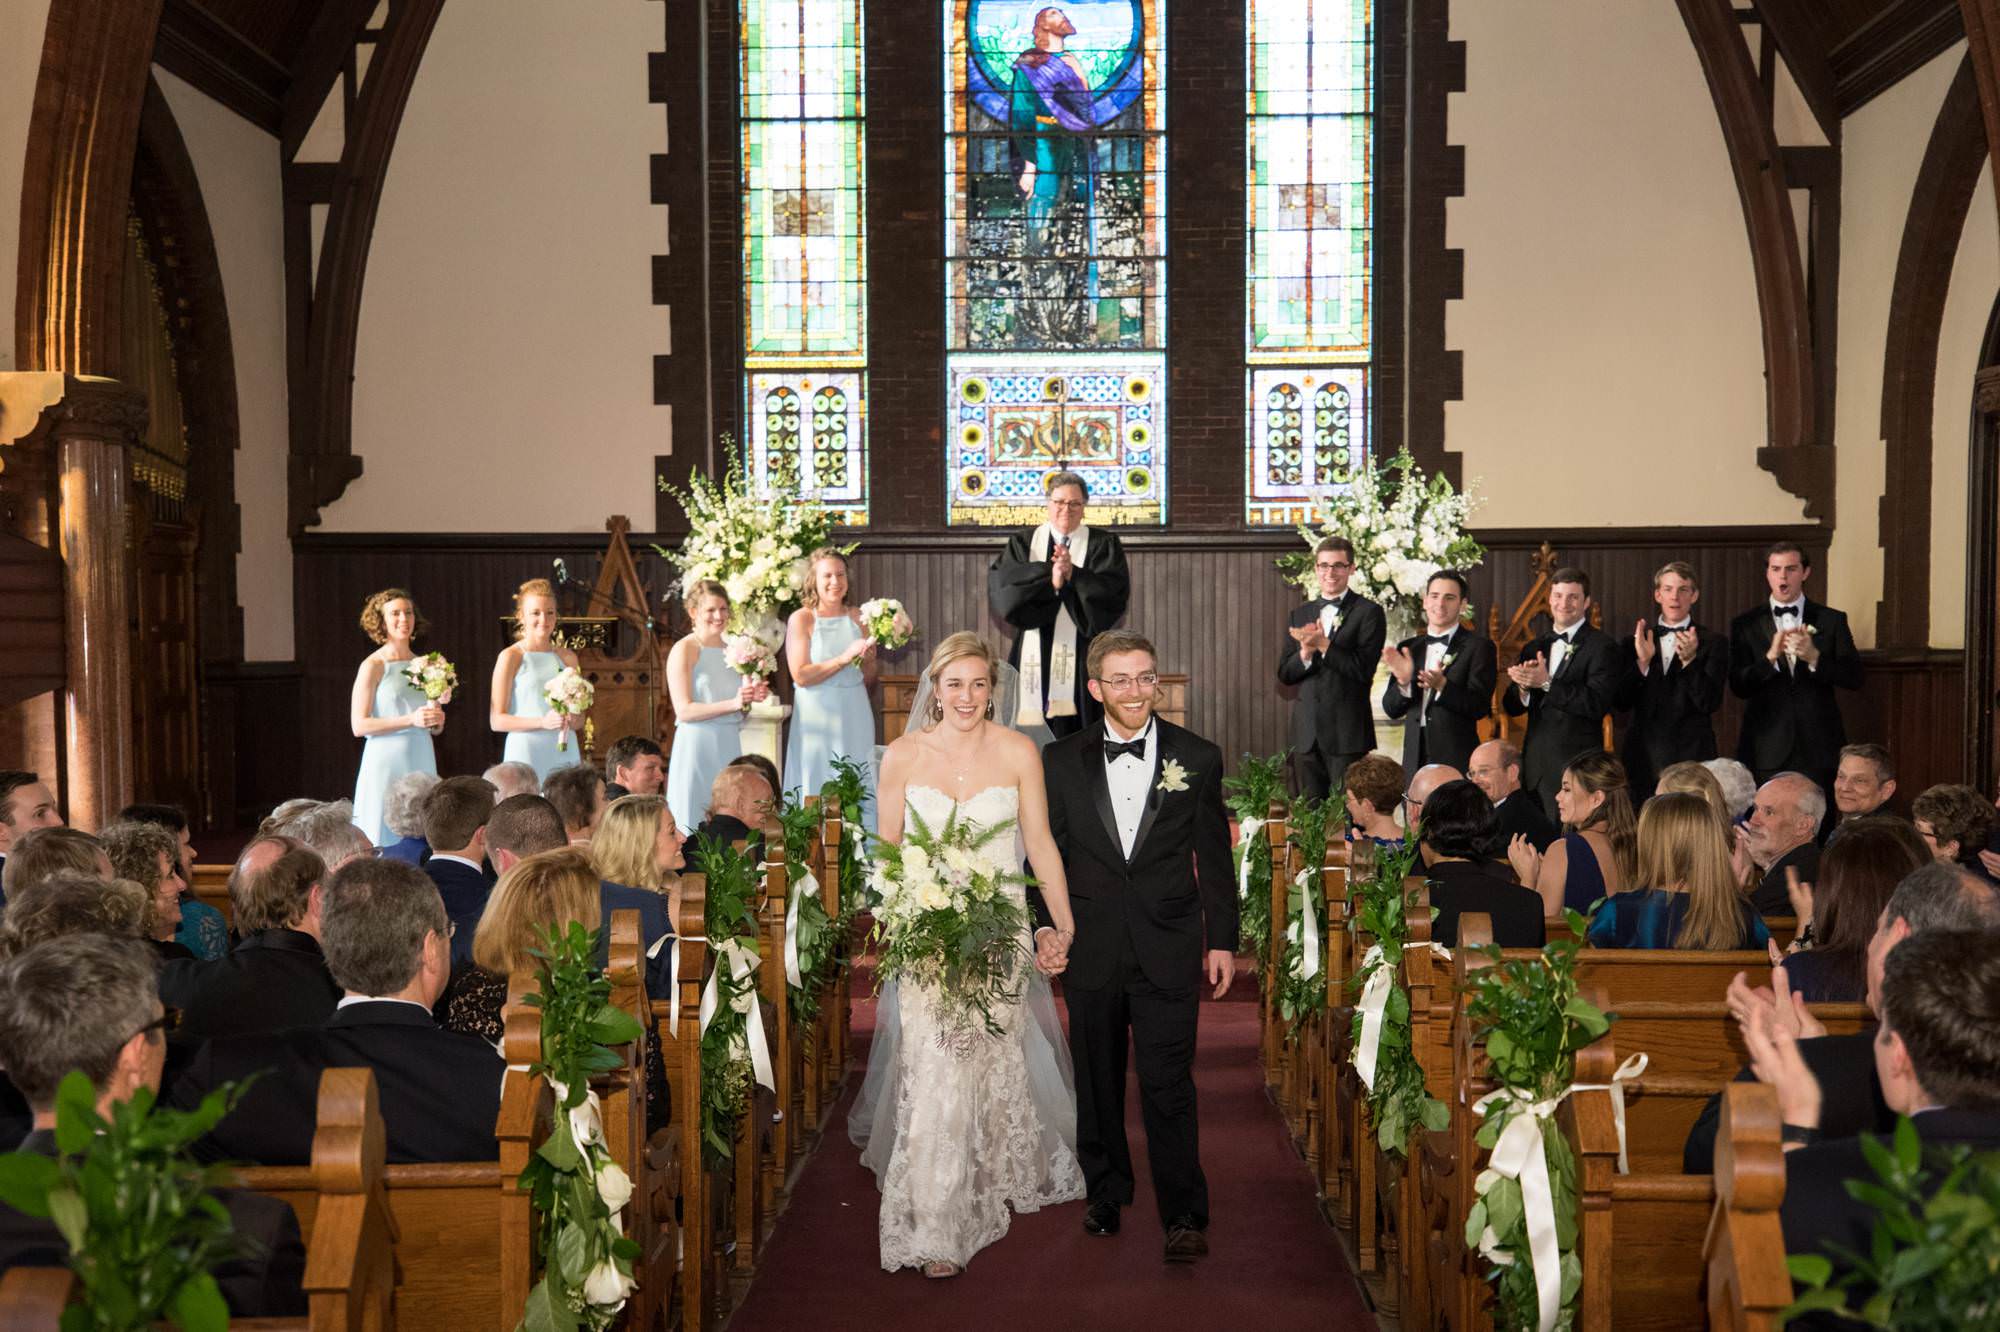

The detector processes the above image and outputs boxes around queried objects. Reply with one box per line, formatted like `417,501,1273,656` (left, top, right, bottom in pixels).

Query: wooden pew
1258,802,1290,1088
657,874,724,1332
1545,914,1800,952
0,1067,397,1331
602,911,675,1332
1703,1083,1792,1331
820,798,853,1102
191,861,233,926
757,829,797,1216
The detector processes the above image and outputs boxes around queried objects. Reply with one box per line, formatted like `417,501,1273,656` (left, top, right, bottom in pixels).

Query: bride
849,631,1085,1276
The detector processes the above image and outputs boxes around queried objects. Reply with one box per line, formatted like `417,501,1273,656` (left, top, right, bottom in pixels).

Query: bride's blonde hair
920,633,995,729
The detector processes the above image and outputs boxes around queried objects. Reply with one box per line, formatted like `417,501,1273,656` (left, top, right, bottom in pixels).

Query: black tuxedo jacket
425,857,490,966
1493,790,1558,854
1501,622,1622,794
1781,1107,2000,1274
173,1000,507,1166
158,929,342,1047
1277,592,1388,759
1380,627,1497,776
686,815,763,872
1032,719,1236,992
1751,839,1820,917
0,1129,307,1316
1729,600,1863,774
1614,619,1727,793
1682,1028,1888,1174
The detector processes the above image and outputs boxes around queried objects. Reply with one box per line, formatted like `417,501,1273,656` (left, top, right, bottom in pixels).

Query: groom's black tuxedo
1034,717,1235,1229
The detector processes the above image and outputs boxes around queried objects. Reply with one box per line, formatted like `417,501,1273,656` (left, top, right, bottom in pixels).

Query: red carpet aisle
729,971,1375,1331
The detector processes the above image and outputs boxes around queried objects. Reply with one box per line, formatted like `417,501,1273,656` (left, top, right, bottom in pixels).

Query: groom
1030,630,1237,1263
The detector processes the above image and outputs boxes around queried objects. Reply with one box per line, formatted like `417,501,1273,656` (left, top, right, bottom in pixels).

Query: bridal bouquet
543,667,594,752
403,651,457,704
858,597,913,649
867,805,1031,1048
1277,446,1485,630
658,441,853,627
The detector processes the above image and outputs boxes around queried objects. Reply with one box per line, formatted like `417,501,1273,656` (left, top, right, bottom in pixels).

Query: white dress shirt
1546,624,1581,680
1317,598,1341,638
1771,599,1807,670
1653,619,1690,675
1102,719,1157,858
1419,633,1451,723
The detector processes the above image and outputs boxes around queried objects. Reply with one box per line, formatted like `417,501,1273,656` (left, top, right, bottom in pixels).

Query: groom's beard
1100,695,1154,735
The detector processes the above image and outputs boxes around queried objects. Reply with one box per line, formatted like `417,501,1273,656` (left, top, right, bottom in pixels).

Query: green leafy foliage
691,841,764,1164
773,788,839,1026
1461,911,1613,1332
1222,751,1290,971
1782,1121,2000,1329
0,1070,246,1331
515,921,646,1332
1345,833,1443,1159
1277,794,1333,1025
822,756,872,915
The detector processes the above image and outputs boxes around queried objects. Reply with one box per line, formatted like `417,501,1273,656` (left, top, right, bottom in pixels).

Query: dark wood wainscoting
200,659,304,832
1841,650,1967,801
286,526,1964,805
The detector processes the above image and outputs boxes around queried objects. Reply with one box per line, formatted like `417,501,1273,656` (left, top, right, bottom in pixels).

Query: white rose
582,1259,636,1307
753,535,776,556
567,1095,603,1151
902,845,932,877
942,846,979,876
1371,531,1393,551
595,1160,633,1211
917,881,951,912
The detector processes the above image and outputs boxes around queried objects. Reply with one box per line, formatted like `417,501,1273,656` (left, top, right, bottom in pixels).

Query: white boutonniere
1805,624,1818,637
1441,654,1457,670
1157,760,1190,794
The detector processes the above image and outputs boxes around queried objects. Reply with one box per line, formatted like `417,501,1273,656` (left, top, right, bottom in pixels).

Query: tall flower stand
740,697,791,785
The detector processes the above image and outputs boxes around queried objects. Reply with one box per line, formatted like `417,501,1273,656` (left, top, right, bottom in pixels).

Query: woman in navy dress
1778,815,1927,1002
666,580,766,831
1588,793,1767,949
784,548,878,820
1508,751,1636,916
490,578,582,782
350,588,443,846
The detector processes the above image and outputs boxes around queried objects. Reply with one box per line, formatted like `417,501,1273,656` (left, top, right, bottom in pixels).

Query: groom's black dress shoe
1162,1216,1208,1263
1082,1202,1121,1235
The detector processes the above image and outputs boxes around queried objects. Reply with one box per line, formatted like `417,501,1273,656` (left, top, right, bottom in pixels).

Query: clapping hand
1789,626,1820,666
1381,644,1415,687
1726,958,1826,1045
1050,542,1074,591
1507,653,1551,690
1674,626,1700,666
1783,867,1814,936
1741,986,1824,1134
1506,833,1541,889
1418,664,1448,692
1633,620,1655,670
1766,626,1791,664
1289,622,1327,656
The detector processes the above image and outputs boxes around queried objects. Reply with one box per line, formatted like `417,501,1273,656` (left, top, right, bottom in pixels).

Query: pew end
1704,1082,1793,1331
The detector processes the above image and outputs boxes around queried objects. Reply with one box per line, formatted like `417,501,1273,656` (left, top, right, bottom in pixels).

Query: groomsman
1503,567,1621,808
1381,571,1496,776
1616,561,1727,799
1277,537,1388,799
1729,542,1863,796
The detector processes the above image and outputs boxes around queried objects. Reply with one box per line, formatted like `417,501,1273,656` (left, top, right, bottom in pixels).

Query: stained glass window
742,0,869,521
1244,0,1373,526
945,0,1165,525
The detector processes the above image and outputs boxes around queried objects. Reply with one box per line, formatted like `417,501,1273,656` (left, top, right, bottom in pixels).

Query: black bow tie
1773,605,1799,619
1552,629,1577,645
1104,738,1147,762
1657,622,1690,633
1419,633,1450,646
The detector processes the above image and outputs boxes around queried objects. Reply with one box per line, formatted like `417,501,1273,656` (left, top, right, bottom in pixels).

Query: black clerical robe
987,526,1131,737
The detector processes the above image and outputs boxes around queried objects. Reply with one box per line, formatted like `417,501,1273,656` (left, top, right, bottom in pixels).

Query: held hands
1381,644,1415,687
1507,652,1552,691
1034,927,1072,977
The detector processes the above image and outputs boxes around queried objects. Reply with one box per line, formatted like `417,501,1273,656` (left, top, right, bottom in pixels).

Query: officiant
987,471,1131,740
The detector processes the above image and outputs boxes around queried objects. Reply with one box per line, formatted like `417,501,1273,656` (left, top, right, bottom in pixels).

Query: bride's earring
984,701,994,720
929,699,944,723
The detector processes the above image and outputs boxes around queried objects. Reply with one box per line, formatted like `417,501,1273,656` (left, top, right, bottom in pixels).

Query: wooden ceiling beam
1833,0,1963,116
1752,0,1842,144
152,0,287,134
281,0,380,160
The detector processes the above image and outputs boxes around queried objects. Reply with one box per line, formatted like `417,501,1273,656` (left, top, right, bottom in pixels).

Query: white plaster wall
0,0,54,372
155,69,294,661
1931,161,1997,650
321,0,666,533
1445,1,1802,529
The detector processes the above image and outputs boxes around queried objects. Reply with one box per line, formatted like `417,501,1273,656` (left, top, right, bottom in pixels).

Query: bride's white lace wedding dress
848,782,1086,1271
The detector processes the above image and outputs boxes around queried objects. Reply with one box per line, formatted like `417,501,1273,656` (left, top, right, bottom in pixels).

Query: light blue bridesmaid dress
666,645,744,831
502,649,569,781
785,613,876,821
352,664,438,846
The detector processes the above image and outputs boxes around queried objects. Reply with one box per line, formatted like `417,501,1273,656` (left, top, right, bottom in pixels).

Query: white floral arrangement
543,667,595,752
658,445,853,628
402,651,457,703
1277,446,1485,631
858,597,914,650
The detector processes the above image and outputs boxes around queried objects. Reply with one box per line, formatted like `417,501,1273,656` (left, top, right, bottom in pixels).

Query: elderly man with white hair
482,761,540,802
275,800,375,871
1742,772,1824,917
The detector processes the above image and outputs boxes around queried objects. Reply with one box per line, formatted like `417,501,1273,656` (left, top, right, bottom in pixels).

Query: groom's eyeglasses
1097,673,1159,693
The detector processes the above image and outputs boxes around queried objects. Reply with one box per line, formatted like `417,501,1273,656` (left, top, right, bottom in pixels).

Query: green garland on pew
1222,750,1289,974
692,841,762,1165
823,755,872,915
774,788,839,1026
1461,911,1612,1332
518,920,646,1332
1277,794,1333,1024
1348,834,1448,1157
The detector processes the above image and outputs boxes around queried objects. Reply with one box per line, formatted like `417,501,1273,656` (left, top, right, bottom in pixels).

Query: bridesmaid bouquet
543,667,595,752
403,651,458,704
723,633,777,679
858,597,914,649
867,805,1030,1050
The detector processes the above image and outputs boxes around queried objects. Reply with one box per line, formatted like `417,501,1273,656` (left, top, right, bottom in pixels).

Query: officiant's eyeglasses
1048,498,1084,511
1097,673,1159,693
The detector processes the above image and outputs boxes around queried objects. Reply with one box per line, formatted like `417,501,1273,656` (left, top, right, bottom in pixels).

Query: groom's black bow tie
1104,738,1147,762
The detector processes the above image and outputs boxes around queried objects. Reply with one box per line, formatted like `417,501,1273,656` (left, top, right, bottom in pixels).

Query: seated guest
0,874,151,959
420,775,498,962
1,826,111,901
1656,760,1732,827
603,735,665,802
1780,817,1928,1003
727,753,782,804
1588,793,1767,950
100,821,192,961
1741,772,1824,916
157,838,341,1046
1762,928,2000,1276
1417,780,1543,948
686,763,776,868
1404,763,1462,834
1911,783,1999,876
269,799,375,872
1340,754,1406,849
376,771,439,864
1702,758,1758,823
592,795,688,922
480,795,671,966
0,771,63,906
1469,740,1557,854
0,935,307,1313
544,763,609,846
1507,751,1636,916
119,803,228,959
1830,744,1898,829
173,858,507,1166
481,760,540,802
258,797,320,835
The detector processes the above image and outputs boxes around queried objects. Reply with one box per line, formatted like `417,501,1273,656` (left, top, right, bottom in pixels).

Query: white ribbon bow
694,937,777,1092
1353,944,1390,1089
1291,867,1320,982
1234,817,1266,898
1471,1051,1648,1332
784,869,819,989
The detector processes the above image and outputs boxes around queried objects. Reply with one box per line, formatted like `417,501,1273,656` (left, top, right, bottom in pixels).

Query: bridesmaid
490,578,581,782
350,588,442,847
783,547,878,819
665,580,767,832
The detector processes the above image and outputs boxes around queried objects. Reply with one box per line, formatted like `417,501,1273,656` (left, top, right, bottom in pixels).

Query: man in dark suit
173,857,506,1165
1829,743,1899,834
421,776,497,964
1729,541,1863,796
1744,772,1824,916
1616,560,1727,799
1502,566,1621,807
0,770,64,909
1468,739,1558,854
158,837,341,1047
1277,536,1388,800
685,763,773,869
602,735,664,802
1033,631,1235,1262
0,934,306,1315
486,795,673,991
1381,570,1497,777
